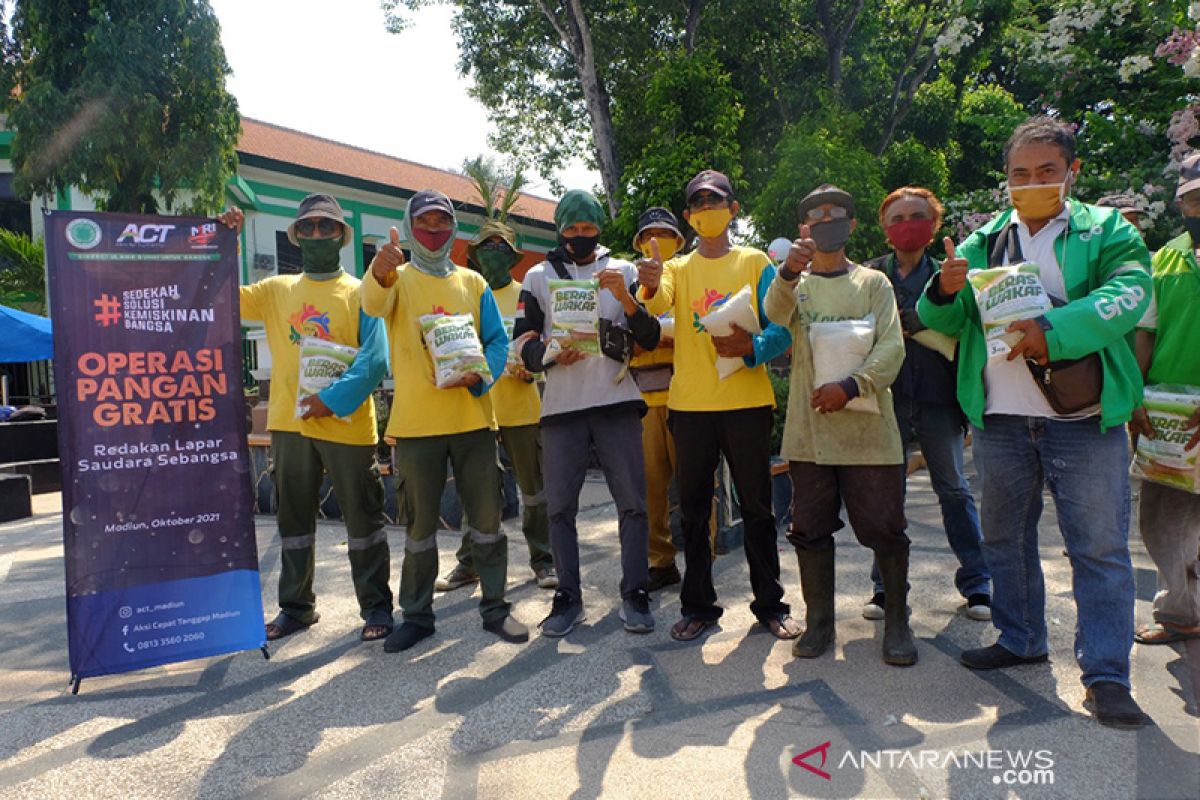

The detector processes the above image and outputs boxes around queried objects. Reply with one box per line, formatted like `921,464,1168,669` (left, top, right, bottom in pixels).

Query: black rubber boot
792,546,836,658
877,550,917,666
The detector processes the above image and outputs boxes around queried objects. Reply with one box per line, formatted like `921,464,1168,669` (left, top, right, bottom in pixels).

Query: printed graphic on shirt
288,303,333,344
691,288,731,333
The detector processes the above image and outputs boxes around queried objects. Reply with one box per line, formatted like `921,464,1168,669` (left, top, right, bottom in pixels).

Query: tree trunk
816,0,866,90
683,0,707,55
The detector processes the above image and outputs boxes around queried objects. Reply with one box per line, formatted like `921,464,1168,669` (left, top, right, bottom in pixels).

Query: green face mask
298,237,342,274
476,248,515,289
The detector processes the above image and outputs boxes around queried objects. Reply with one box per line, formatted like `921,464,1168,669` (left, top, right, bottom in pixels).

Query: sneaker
862,592,885,621
435,564,479,592
646,564,682,593
534,566,559,589
965,593,992,621
539,589,585,637
620,589,655,633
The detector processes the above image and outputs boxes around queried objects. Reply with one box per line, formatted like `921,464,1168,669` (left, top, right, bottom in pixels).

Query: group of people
221,113,1199,732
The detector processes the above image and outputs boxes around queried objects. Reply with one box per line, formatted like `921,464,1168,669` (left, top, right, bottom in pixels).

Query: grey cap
408,189,456,220
1095,193,1141,213
1177,153,1200,199
287,193,350,246
798,184,855,219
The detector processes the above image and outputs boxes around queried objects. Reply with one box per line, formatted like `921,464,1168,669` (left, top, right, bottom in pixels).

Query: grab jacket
916,200,1151,431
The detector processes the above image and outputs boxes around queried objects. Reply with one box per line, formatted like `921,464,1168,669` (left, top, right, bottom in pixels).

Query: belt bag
987,224,1103,415
629,363,673,394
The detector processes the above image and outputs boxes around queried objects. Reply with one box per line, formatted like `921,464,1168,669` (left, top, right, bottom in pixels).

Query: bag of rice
501,315,524,374
808,316,879,414
911,328,958,361
658,313,675,340
296,336,358,420
420,313,492,388
1131,384,1200,494
969,263,1053,360
697,284,762,379
546,278,601,359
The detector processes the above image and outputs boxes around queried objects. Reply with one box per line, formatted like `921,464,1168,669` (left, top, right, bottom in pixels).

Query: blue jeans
871,395,989,598
972,415,1134,688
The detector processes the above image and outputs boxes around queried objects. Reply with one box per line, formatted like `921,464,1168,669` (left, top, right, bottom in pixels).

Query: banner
46,210,264,684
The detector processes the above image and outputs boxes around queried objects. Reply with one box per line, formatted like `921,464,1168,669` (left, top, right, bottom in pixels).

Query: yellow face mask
688,207,733,238
638,235,680,261
1008,181,1067,220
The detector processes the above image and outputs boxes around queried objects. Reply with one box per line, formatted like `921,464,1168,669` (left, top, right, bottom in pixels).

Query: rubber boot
877,550,917,666
792,545,836,658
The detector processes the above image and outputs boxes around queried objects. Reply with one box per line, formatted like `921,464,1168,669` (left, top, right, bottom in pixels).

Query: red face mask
885,218,936,252
413,228,453,252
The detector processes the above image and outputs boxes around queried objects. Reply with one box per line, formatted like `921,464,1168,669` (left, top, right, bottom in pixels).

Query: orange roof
237,118,557,227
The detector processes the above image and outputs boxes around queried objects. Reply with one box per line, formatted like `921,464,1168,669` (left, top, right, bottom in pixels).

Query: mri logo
66,218,102,250
690,288,730,332
189,223,218,248
288,304,333,343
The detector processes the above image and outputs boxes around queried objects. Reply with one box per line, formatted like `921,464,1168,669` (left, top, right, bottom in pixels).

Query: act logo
117,223,176,245
690,288,730,332
288,303,332,343
66,218,102,250
188,223,218,248
793,741,833,781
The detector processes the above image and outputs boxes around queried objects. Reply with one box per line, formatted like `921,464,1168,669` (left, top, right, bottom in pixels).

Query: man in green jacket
918,116,1153,729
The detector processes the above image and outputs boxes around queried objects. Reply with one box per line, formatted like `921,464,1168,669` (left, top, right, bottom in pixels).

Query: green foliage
881,138,950,198
951,82,1027,189
2,0,240,214
462,155,529,223
0,229,47,314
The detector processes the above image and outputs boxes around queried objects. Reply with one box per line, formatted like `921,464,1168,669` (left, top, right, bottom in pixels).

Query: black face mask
1184,216,1200,245
811,218,852,253
563,234,600,261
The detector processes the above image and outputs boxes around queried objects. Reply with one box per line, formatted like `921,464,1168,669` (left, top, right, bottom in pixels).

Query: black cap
409,189,456,219
798,184,855,220
685,169,733,202
287,193,350,246
632,207,683,249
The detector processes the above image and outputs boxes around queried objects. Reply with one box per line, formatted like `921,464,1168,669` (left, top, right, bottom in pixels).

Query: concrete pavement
0,466,1197,799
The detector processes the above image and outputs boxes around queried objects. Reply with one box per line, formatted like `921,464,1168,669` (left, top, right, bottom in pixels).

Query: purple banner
46,210,264,682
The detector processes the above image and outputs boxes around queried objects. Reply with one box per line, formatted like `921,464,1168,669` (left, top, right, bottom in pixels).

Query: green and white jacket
917,200,1151,431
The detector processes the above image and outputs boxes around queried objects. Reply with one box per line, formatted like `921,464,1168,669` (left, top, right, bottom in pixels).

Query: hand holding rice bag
420,313,493,389
969,263,1052,360
501,315,524,374
697,284,761,379
546,278,601,359
296,336,358,421
1132,384,1200,494
658,314,675,340
808,316,880,414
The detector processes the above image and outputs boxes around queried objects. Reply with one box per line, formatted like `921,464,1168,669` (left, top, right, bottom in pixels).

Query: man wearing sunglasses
638,170,798,643
220,194,395,645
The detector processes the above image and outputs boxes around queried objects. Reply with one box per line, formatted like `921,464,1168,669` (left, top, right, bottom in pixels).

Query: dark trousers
671,407,788,623
786,461,909,555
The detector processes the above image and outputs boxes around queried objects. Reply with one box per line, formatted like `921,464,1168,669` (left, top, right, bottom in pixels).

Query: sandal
361,609,394,642
762,614,802,640
265,611,319,641
670,616,717,642
1135,621,1200,645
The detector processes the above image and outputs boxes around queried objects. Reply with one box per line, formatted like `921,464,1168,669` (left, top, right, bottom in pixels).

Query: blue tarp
0,304,53,363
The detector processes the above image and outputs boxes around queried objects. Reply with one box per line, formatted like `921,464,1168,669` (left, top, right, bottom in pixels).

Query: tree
0,0,240,214
0,230,47,314
461,155,529,223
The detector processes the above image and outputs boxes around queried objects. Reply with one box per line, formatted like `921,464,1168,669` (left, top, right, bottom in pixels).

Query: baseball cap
685,170,733,202
1177,153,1200,199
798,184,855,220
408,189,456,220
632,207,683,249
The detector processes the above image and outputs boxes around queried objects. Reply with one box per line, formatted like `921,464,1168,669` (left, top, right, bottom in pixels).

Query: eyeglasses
479,240,513,252
804,206,849,222
688,192,727,211
294,218,342,237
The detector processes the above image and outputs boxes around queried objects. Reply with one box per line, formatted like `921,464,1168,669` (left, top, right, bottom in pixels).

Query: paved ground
0,464,1197,799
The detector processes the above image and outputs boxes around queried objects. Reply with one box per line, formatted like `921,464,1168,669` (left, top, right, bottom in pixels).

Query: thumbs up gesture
371,226,407,283
785,224,817,275
637,236,664,291
937,237,968,296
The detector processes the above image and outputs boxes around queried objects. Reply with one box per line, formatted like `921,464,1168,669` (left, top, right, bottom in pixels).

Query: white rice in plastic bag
1131,384,1200,494
420,313,492,388
658,314,675,340
808,316,879,414
969,263,1052,360
697,284,761,379
296,336,357,421
546,278,600,360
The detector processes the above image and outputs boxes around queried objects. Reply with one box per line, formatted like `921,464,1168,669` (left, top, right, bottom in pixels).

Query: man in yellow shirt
223,195,393,643
362,190,528,651
433,219,556,592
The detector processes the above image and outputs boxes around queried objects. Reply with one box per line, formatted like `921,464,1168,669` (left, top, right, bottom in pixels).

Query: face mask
1184,216,1200,245
885,218,936,253
1008,181,1067,220
811,218,852,253
638,235,680,261
688,207,733,238
297,237,342,274
563,234,599,261
476,248,515,289
413,228,453,253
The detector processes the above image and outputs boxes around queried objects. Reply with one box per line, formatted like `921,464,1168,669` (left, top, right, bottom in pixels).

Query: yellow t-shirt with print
642,246,776,412
239,272,378,446
361,265,497,438
485,281,541,428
